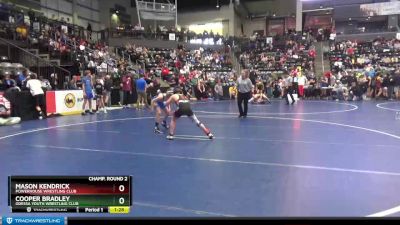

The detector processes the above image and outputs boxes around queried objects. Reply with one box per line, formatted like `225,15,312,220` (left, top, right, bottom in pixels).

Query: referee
237,69,254,118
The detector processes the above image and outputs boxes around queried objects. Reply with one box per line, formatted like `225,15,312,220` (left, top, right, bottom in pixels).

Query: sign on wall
360,2,400,16
169,33,176,41
46,90,96,116
266,37,273,44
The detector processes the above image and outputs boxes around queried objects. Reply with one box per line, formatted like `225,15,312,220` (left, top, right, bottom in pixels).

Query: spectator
136,75,149,109
120,73,133,108
39,75,52,90
195,79,207,100
394,72,400,100
214,79,224,101
17,69,29,89
87,23,92,40
50,73,58,90
273,79,283,98
0,93,21,126
388,73,395,100
2,74,17,90
332,80,345,101
68,75,78,90
375,74,383,99
349,82,362,101
26,73,45,119
94,76,107,113
81,70,95,115
284,74,295,105
249,69,257,85
161,65,170,81
297,74,307,98
104,74,113,107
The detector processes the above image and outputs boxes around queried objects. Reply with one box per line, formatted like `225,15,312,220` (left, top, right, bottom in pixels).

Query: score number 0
118,184,126,205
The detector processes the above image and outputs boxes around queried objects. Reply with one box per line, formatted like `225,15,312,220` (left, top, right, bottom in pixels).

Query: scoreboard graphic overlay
8,176,132,214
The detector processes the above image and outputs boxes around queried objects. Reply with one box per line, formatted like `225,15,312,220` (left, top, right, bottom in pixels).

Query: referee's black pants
285,87,295,104
237,91,251,116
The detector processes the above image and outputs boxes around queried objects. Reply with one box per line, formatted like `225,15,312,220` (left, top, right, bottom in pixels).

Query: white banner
169,33,176,41
266,37,273,44
47,90,96,115
360,2,400,16
140,11,175,21
61,25,68,34
56,90,84,114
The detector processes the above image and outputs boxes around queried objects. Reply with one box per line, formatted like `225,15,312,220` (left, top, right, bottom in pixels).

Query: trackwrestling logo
2,217,64,225
64,93,76,108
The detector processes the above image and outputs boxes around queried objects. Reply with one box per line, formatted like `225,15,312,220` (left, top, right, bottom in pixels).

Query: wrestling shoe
154,127,163,134
166,135,174,140
38,111,44,120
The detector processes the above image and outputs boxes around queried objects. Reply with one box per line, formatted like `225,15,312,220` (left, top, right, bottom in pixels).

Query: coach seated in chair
0,93,21,126
304,76,318,99
272,79,282,98
348,83,363,101
331,80,346,101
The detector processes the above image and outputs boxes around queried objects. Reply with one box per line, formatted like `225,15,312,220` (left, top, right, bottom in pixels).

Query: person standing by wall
87,23,92,40
81,70,94,115
136,75,149,109
18,69,29,89
104,75,113,107
94,76,106,113
26,73,46,119
120,73,133,108
214,79,224,101
297,73,307,99
237,69,253,118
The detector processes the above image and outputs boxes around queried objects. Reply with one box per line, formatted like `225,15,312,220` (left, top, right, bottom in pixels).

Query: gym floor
1,99,400,217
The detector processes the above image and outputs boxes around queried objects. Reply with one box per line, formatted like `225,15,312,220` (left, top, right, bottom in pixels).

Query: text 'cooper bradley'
15,184,71,189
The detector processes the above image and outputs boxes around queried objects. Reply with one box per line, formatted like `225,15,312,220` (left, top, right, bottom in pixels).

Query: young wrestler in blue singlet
151,89,172,134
